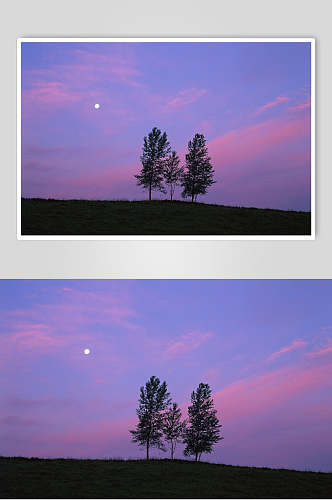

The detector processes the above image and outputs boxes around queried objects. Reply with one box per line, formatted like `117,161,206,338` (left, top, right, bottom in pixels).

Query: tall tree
181,133,215,202
183,383,223,462
130,375,171,459
135,127,171,200
163,151,183,201
163,402,186,459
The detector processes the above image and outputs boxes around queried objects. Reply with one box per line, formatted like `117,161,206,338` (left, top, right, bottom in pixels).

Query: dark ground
1,457,331,499
21,199,311,236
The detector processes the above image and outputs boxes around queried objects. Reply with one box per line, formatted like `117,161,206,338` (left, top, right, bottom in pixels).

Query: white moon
84,348,91,355
94,103,100,109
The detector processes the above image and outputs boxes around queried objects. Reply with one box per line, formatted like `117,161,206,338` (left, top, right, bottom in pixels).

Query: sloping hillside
1,457,331,498
21,199,311,236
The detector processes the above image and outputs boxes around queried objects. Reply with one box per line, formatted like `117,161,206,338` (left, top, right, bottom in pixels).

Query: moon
94,103,100,109
84,348,91,355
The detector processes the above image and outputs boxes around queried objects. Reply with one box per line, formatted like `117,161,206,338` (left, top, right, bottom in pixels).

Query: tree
181,133,215,202
135,127,171,200
163,402,186,459
163,151,183,201
130,375,171,459
183,383,223,461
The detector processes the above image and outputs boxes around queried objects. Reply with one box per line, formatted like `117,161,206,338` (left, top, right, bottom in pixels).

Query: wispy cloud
164,331,213,360
19,416,136,458
306,340,332,358
60,287,140,331
208,114,310,176
210,356,332,471
22,47,143,121
0,286,141,369
73,49,144,88
288,98,311,113
5,396,77,410
8,321,72,350
163,88,207,112
1,415,39,426
267,339,308,361
213,358,332,423
253,96,290,116
23,81,82,107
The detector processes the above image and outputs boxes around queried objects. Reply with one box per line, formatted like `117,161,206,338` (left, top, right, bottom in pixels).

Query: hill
21,199,311,236
1,457,331,498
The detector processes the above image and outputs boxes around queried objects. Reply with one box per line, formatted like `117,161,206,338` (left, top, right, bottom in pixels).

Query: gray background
1,0,331,278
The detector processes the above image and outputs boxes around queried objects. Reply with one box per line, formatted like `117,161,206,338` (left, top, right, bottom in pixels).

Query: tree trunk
191,193,194,203
170,190,173,201
146,444,149,460
195,452,198,461
171,443,174,460
149,184,152,201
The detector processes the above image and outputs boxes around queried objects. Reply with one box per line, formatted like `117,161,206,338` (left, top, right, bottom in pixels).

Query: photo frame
17,37,315,240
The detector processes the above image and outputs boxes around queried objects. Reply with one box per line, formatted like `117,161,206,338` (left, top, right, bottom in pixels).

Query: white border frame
17,37,315,241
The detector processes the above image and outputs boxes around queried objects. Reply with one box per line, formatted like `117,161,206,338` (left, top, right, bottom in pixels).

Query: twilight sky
21,41,311,210
1,279,331,471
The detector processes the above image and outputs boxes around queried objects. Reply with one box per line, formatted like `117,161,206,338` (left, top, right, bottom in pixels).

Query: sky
0,279,331,471
21,41,311,211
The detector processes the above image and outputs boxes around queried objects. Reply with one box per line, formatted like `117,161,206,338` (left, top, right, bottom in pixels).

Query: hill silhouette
1,457,331,498
21,199,311,236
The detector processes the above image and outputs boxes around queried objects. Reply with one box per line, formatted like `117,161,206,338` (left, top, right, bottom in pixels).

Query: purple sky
1,279,331,471
21,41,311,210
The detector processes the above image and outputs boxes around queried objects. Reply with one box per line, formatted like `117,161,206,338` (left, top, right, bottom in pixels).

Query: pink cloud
22,81,132,127
8,322,67,350
22,141,140,200
73,49,143,88
163,88,207,112
1,415,39,426
288,98,311,113
320,326,332,333
253,96,290,116
213,360,332,423
202,367,220,384
22,416,136,458
197,119,214,137
60,287,140,332
24,49,143,94
7,287,138,333
306,340,332,358
267,339,308,361
22,81,81,107
164,331,213,360
208,114,310,182
26,145,66,155
0,287,141,373
52,164,138,198
21,48,143,122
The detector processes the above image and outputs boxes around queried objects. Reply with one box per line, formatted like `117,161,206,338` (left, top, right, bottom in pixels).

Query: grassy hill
21,199,311,236
1,457,331,499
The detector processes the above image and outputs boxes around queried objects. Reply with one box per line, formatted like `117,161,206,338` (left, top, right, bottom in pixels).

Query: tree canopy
130,378,222,461
163,402,186,459
181,133,215,202
130,375,171,459
135,127,171,200
183,382,223,461
163,151,183,201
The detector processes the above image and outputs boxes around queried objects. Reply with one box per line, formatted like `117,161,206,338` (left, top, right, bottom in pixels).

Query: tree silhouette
163,402,186,459
130,375,171,459
183,383,223,461
163,151,183,201
181,133,215,202
135,127,171,200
